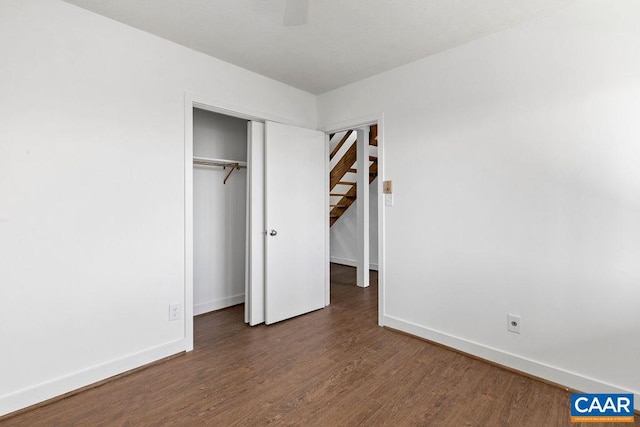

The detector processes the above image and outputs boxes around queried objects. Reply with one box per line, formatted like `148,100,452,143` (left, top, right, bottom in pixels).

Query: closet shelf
193,156,247,184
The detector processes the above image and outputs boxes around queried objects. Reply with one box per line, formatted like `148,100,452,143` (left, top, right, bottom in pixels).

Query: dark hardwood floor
3,264,636,426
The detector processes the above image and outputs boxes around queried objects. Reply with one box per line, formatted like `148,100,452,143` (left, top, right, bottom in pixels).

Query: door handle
269,229,278,236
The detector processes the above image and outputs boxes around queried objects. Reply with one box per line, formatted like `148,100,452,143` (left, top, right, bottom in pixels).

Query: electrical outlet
169,303,182,321
507,314,521,334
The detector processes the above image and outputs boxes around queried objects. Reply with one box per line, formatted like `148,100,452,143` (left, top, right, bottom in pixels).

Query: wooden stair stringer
329,124,379,227
330,140,357,190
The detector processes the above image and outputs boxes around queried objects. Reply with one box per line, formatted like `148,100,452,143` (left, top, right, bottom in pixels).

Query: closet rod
193,157,246,185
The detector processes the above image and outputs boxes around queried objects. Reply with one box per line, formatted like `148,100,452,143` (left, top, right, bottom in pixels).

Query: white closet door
264,121,326,324
246,121,265,326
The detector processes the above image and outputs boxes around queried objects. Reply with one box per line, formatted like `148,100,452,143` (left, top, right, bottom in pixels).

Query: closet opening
185,94,357,349
192,108,248,331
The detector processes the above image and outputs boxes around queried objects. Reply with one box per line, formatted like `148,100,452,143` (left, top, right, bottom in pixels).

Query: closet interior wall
193,108,248,316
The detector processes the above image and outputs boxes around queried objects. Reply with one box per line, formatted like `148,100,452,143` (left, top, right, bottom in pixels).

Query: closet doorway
192,109,248,318
185,100,329,351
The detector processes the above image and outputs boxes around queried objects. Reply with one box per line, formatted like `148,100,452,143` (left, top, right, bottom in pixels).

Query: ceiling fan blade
283,0,309,26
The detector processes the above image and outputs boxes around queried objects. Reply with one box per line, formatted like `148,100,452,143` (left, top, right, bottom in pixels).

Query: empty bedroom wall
318,0,640,404
0,0,314,415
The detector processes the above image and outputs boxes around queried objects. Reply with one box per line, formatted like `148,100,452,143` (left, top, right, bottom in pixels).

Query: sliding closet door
246,121,265,326
264,121,326,325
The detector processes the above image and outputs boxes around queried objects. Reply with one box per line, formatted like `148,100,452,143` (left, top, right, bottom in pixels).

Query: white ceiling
62,0,574,94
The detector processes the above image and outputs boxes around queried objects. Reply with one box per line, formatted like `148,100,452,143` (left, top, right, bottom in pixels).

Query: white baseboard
330,256,379,271
193,294,244,316
0,338,186,417
383,315,640,410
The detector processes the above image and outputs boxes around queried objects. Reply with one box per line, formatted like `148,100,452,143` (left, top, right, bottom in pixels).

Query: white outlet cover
169,303,182,321
507,314,521,334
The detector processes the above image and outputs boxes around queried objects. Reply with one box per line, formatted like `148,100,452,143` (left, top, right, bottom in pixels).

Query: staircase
329,125,378,226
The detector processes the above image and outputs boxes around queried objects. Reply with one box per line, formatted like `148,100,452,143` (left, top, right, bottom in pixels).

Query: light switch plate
383,180,393,194
385,193,394,206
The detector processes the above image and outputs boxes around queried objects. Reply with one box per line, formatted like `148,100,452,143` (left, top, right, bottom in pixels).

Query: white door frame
184,92,330,350
319,113,385,327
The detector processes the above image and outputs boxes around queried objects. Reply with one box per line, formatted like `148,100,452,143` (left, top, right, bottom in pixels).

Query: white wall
0,0,315,416
193,109,247,315
319,0,640,404
330,178,379,269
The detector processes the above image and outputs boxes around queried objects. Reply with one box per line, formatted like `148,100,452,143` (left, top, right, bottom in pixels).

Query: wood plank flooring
2,264,636,426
